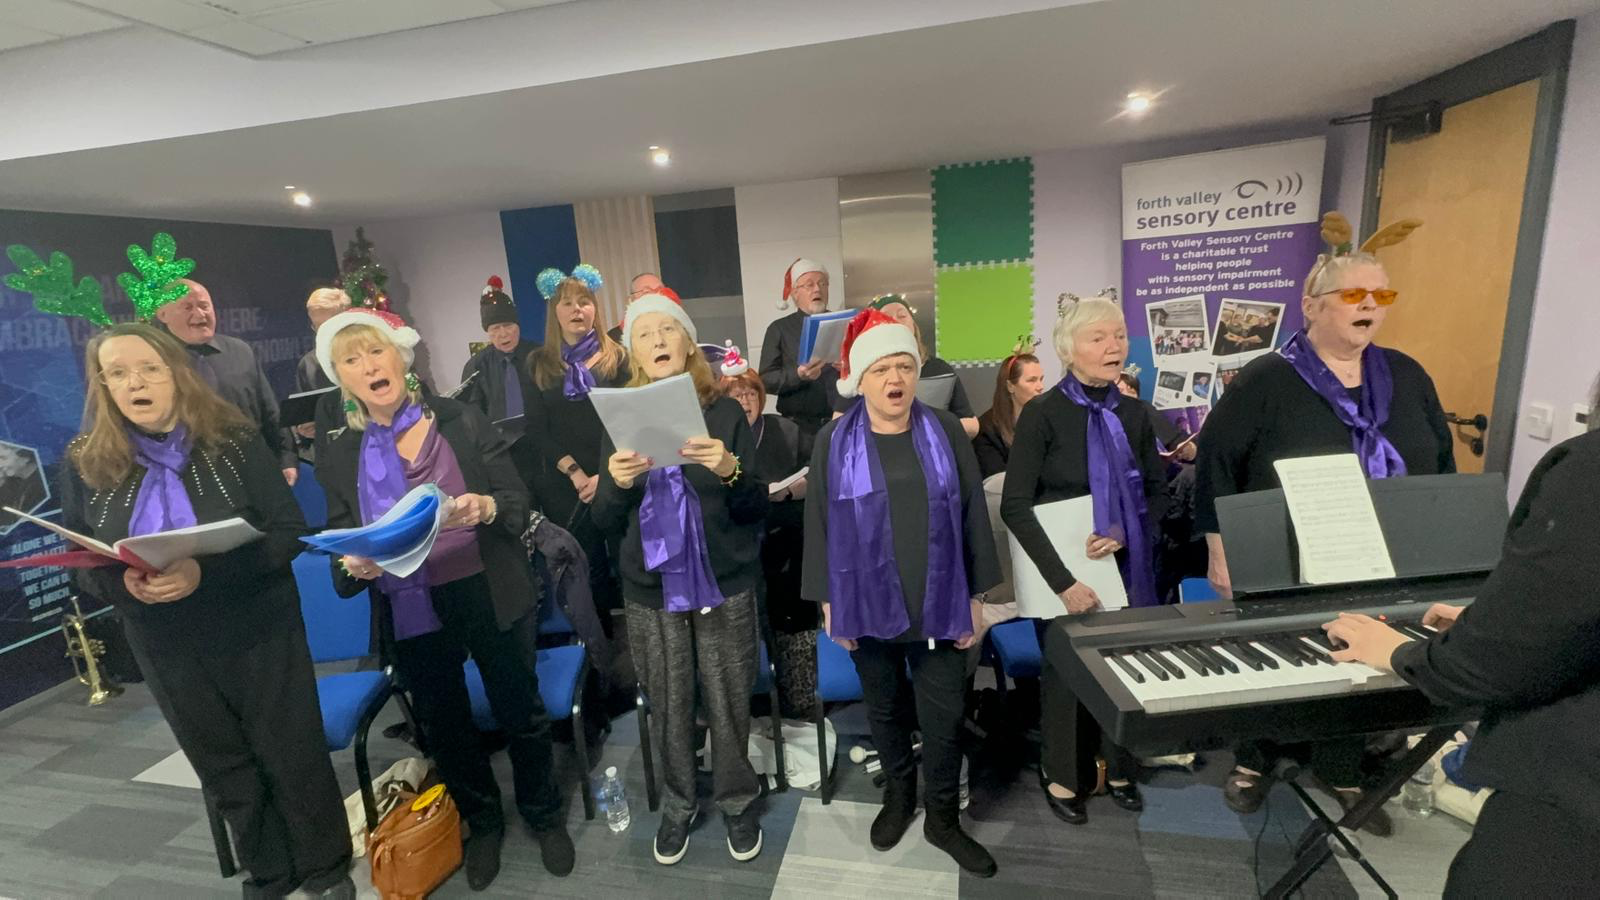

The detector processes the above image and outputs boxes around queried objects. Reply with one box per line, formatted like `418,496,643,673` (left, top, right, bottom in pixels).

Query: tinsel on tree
340,226,390,311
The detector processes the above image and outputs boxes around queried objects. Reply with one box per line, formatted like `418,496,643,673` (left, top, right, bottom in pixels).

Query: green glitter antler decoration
3,244,112,326
117,232,194,321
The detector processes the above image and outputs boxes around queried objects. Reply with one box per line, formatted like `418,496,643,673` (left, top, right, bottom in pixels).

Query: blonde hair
1303,251,1385,297
1052,298,1126,368
306,287,351,312
531,278,626,390
625,330,720,407
72,324,254,490
329,323,422,431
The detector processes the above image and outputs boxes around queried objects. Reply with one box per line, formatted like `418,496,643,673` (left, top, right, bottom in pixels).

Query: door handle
1444,412,1488,457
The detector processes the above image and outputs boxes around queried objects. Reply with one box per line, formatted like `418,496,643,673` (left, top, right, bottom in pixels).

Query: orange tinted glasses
1320,288,1399,306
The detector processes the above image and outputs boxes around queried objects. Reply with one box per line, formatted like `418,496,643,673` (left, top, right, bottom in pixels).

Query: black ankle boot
464,825,504,891
870,772,920,851
923,803,996,878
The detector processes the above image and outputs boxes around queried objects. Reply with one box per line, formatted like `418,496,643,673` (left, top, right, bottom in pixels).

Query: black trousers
1038,618,1135,793
1444,792,1600,898
127,617,350,895
392,572,561,833
1234,736,1366,788
851,638,968,811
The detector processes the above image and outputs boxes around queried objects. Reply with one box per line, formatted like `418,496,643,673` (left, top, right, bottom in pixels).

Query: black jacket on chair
315,395,537,633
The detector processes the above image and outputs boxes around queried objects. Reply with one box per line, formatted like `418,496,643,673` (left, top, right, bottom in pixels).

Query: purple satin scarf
1059,377,1158,607
826,399,971,641
561,331,601,399
127,424,197,537
1278,329,1407,479
639,465,726,613
358,402,444,639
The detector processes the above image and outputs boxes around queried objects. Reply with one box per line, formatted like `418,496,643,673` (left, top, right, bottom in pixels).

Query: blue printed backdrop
0,209,336,711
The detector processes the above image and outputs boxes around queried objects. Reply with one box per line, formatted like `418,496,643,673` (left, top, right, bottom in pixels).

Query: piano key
1147,649,1188,680
1301,630,1337,652
1199,643,1240,674
1106,652,1145,684
1253,640,1307,667
1130,651,1171,682
1396,624,1433,641
1172,643,1222,675
1278,636,1330,666
1227,640,1276,670
1164,645,1212,676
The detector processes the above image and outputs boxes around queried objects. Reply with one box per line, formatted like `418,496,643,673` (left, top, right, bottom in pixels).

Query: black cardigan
973,410,1011,479
1390,430,1600,829
315,396,535,633
1000,384,1168,595
60,428,307,651
591,395,769,609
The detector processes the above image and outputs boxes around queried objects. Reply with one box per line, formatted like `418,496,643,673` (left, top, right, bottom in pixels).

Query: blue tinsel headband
536,263,604,300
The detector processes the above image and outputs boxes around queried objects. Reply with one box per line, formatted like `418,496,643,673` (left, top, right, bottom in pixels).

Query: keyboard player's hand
1060,581,1102,615
1323,612,1413,673
1422,603,1464,632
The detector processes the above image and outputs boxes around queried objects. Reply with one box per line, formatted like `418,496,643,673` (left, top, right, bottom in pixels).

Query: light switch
1525,402,1553,441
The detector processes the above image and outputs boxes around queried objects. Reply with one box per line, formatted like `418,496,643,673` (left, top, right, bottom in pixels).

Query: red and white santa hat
836,308,921,398
621,292,697,351
780,258,826,309
315,307,422,384
719,341,749,377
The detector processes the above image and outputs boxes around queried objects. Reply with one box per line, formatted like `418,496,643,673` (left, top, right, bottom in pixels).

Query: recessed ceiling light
650,147,671,167
283,184,296,190
1125,92,1154,115
291,191,313,208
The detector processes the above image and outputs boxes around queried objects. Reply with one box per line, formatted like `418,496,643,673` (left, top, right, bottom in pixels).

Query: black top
1391,430,1600,829
752,413,809,533
802,407,1002,641
295,348,333,394
605,324,624,345
521,353,632,480
591,396,769,609
182,334,295,469
60,428,306,651
459,340,539,431
973,410,1011,479
316,396,536,633
759,310,840,424
1000,384,1168,595
1193,350,1454,533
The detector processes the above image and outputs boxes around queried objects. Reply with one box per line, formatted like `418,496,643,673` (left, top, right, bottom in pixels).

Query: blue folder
302,487,442,560
797,309,857,363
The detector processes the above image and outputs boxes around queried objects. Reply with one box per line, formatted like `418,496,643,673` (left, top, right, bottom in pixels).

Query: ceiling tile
7,0,127,36
185,19,309,54
0,23,58,52
251,0,505,44
76,0,234,33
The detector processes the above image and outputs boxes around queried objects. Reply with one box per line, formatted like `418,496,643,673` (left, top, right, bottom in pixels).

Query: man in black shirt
155,279,297,484
759,259,840,441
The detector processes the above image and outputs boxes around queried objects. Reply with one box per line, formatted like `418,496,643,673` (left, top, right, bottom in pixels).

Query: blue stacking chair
813,630,863,804
210,552,409,875
1180,577,1220,602
985,618,1044,695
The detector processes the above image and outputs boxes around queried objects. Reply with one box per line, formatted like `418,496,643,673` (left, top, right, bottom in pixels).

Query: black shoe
1224,769,1271,815
1334,789,1394,837
464,825,504,891
1108,781,1144,812
725,806,763,862
653,809,697,866
924,805,997,878
870,773,920,850
1040,772,1088,825
305,875,356,899
534,824,576,876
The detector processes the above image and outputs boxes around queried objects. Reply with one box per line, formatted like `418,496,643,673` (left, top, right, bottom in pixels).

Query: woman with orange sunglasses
1193,231,1455,827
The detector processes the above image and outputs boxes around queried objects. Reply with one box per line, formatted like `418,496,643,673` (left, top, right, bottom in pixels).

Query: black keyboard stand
1264,725,1456,900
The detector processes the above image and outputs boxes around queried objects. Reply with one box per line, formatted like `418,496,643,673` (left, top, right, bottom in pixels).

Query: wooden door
1374,79,1539,473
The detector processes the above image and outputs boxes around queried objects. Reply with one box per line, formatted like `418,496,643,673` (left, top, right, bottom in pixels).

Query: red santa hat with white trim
315,307,421,384
835,308,921,398
621,291,697,351
780,258,826,309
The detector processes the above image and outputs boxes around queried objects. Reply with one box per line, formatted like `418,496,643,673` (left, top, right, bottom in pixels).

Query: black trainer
726,806,763,862
871,774,920,850
654,809,698,866
534,824,576,876
463,825,504,891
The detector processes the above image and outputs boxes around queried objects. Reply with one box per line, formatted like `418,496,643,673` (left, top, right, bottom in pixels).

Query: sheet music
916,373,957,410
588,373,708,466
1273,454,1396,585
1008,496,1129,618
768,466,808,496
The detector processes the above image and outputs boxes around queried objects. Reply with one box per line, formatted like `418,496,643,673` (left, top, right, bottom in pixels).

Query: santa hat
621,292,697,351
836,308,921,398
479,275,518,330
316,307,422,384
780,258,826,309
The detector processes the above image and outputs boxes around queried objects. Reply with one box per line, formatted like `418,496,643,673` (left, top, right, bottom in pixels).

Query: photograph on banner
0,441,49,535
1152,369,1190,409
1145,294,1211,367
1152,359,1217,411
1213,350,1270,402
1212,299,1285,357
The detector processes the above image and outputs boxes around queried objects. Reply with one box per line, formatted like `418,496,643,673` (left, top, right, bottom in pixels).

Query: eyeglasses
100,362,171,388
634,324,683,344
728,391,761,403
1318,288,1399,306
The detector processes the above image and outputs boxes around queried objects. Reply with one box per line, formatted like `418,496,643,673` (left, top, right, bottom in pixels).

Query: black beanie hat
480,275,518,329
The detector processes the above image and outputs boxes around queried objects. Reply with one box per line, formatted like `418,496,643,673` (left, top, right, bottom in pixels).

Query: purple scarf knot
1059,377,1159,608
561,331,601,399
639,466,726,613
1278,330,1406,479
825,399,971,641
127,424,197,537
358,402,444,639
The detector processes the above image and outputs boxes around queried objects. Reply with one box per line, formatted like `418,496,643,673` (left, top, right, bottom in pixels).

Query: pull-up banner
1121,137,1325,427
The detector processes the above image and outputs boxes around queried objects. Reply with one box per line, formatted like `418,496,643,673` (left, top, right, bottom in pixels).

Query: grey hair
306,287,351,312
1304,251,1385,297
1052,297,1126,368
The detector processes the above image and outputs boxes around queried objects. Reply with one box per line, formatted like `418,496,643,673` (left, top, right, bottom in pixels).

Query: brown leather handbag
367,784,463,899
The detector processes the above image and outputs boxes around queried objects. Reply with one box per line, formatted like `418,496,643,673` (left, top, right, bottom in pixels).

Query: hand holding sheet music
589,373,708,466
798,310,856,364
1,507,264,573
1273,454,1396,585
1008,496,1129,618
302,483,448,577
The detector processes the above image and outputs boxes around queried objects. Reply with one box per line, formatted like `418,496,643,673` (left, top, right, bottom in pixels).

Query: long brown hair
530,278,626,390
626,337,720,407
981,352,1041,447
72,323,254,490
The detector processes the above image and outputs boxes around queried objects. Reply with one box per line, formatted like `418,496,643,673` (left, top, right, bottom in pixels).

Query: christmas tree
340,226,390,311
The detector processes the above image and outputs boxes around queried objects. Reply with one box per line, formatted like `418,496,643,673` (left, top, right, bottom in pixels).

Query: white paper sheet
1008,496,1129,619
768,467,809,496
116,518,266,572
916,374,957,410
805,315,852,364
589,373,709,466
1273,454,1396,585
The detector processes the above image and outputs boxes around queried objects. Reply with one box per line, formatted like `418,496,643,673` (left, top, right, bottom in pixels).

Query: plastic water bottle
1402,762,1435,816
598,767,630,833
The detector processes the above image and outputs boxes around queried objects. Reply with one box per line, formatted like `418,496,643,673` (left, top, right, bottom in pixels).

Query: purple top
406,421,485,587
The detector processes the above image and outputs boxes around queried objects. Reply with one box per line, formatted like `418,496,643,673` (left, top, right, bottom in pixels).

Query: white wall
1509,11,1600,494
733,179,846,362
330,213,511,392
